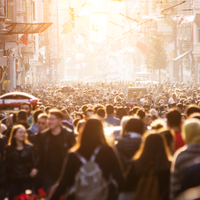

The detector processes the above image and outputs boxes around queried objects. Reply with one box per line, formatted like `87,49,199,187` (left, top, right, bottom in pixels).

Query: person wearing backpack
126,132,172,200
50,118,124,200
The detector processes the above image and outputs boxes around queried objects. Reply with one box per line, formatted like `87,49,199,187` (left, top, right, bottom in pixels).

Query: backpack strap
75,152,88,164
75,145,101,164
90,146,101,162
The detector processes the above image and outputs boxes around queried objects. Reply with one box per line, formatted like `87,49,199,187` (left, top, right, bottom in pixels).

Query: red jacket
174,131,185,151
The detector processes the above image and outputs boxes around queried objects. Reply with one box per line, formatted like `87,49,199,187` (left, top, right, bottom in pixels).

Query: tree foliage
145,33,168,71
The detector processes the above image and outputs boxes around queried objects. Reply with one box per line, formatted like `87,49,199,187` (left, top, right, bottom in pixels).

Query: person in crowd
21,102,33,126
166,109,185,151
127,132,172,200
159,128,174,155
186,104,200,118
27,110,44,137
170,118,200,200
116,117,144,169
84,108,95,121
97,108,106,119
120,116,131,135
17,110,30,130
74,119,86,136
29,113,48,148
116,108,127,121
105,104,120,126
61,109,74,131
37,109,76,194
5,111,30,142
175,160,200,199
4,125,37,200
136,108,146,123
0,154,6,199
50,118,124,200
28,113,48,192
151,118,166,130
4,113,17,138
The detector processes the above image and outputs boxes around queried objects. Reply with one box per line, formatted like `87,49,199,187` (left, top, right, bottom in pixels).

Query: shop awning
4,22,53,35
173,49,193,61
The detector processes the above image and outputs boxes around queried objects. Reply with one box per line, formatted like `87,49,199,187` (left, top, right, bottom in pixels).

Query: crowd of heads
1,80,200,199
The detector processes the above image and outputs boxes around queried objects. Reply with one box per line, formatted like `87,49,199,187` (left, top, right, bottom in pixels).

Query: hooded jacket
116,132,142,168
170,119,200,200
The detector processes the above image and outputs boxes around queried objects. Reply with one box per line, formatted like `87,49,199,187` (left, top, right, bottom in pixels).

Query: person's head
120,116,130,134
97,108,106,118
76,119,86,135
37,113,48,132
33,110,44,123
81,105,88,115
17,110,28,123
166,109,181,128
132,107,140,115
136,109,146,120
123,117,144,136
182,118,200,144
189,112,200,120
177,103,184,113
48,109,63,130
76,118,107,158
106,104,114,115
21,102,32,116
85,108,95,120
151,119,166,130
76,112,83,120
73,118,80,128
186,105,200,118
45,106,51,114
134,132,171,173
8,125,28,147
61,109,70,121
116,108,127,120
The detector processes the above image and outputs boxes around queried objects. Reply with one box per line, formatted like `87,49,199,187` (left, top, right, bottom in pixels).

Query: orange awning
4,22,53,35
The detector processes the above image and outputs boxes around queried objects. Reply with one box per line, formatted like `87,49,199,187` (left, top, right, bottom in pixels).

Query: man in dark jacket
37,109,75,194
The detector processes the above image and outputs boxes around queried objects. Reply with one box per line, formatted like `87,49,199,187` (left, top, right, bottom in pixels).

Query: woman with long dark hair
4,125,37,200
127,132,172,200
50,118,124,200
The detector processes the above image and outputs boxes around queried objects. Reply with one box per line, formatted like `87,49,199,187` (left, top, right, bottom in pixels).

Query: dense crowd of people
1,80,200,200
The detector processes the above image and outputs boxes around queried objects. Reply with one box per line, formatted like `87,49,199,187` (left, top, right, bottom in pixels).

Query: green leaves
145,33,168,71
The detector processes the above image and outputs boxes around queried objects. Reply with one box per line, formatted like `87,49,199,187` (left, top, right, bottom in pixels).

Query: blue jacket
105,115,120,126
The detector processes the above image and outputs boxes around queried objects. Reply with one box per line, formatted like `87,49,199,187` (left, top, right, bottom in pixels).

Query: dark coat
4,144,34,181
50,145,125,200
116,132,142,168
37,126,75,174
177,161,200,197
